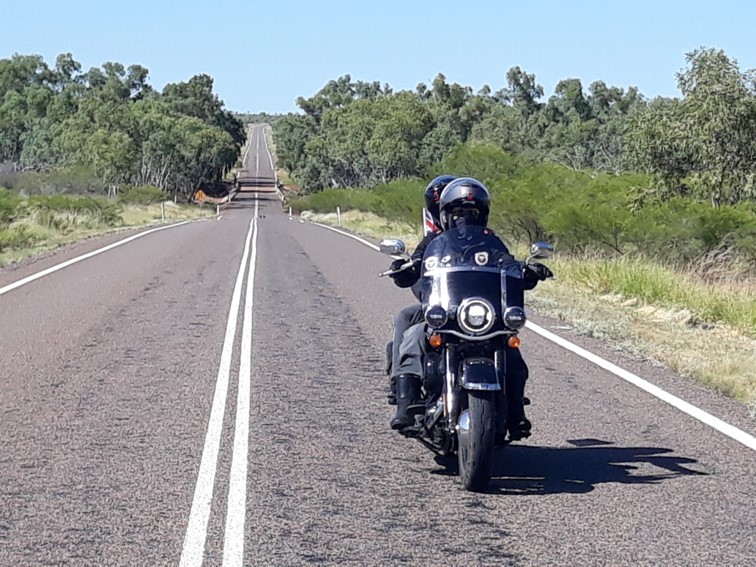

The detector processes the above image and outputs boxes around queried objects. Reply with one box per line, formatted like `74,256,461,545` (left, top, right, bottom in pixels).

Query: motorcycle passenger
386,175,456,404
389,177,552,438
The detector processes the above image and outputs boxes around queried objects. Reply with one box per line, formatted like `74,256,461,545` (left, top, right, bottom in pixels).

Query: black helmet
438,177,490,231
424,175,456,225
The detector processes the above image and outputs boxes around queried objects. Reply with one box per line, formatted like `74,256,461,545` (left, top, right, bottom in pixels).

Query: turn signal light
508,336,521,349
428,334,444,348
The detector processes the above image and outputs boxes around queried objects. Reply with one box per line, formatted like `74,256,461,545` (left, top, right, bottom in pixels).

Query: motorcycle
380,226,553,492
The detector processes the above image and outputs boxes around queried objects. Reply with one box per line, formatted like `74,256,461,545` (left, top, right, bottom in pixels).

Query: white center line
255,129,260,177
222,198,259,565
180,216,256,567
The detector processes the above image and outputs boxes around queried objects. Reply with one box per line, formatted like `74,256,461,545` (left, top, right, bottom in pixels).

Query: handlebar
378,259,415,277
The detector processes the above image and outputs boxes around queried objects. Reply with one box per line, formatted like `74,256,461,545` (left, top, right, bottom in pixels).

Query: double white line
180,198,259,566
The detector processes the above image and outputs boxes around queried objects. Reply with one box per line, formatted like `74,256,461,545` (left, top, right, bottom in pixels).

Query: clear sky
3,0,755,114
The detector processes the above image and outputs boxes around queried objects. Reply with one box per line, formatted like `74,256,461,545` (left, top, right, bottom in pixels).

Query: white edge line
308,220,756,452
525,321,756,451
0,220,193,296
260,125,284,203
262,124,275,172
242,133,251,168
222,199,258,565
309,221,380,251
180,217,256,567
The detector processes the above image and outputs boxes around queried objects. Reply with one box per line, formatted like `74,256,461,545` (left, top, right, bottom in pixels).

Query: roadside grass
277,169,294,187
0,201,213,268
302,209,422,250
527,280,756,403
546,255,756,339
304,210,756,406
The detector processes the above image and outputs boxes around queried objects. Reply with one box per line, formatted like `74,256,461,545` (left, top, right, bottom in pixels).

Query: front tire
457,391,496,492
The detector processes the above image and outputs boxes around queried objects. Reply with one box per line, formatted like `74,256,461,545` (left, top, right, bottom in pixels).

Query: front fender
460,357,500,391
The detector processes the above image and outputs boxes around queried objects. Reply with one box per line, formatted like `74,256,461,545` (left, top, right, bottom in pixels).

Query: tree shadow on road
224,191,280,210
431,439,708,495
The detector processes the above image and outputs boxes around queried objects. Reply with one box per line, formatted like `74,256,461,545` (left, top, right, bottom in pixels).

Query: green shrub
289,142,756,272
289,179,426,226
118,185,167,205
25,195,122,227
0,188,22,226
0,223,45,251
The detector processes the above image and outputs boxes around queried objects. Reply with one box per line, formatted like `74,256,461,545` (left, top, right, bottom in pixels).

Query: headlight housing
457,298,495,335
503,306,527,330
424,304,448,329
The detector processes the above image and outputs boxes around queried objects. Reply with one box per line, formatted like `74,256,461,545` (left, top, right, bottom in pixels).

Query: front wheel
457,391,496,492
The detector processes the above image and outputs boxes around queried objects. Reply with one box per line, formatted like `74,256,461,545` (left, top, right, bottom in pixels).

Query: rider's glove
388,258,406,274
389,258,419,288
529,263,554,281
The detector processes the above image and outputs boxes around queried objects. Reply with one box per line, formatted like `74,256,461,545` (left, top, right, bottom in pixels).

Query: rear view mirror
529,242,554,260
379,239,407,256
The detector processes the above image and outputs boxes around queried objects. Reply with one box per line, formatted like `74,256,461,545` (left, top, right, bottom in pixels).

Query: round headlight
503,306,527,330
457,298,495,335
424,305,448,329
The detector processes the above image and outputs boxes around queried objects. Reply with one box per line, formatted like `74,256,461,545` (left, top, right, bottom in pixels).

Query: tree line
275,47,756,207
0,53,244,198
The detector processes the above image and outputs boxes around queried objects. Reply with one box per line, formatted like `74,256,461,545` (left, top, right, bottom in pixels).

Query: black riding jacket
390,223,540,296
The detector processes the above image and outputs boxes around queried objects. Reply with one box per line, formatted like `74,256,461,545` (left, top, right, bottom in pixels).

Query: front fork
442,344,509,438
443,345,459,434
494,347,509,439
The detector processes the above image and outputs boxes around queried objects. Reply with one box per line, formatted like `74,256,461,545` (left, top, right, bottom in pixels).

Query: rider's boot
390,374,423,430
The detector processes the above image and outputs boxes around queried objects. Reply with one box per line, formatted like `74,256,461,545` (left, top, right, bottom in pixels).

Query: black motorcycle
380,226,553,492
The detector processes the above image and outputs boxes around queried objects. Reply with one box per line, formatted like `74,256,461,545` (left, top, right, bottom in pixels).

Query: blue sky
3,0,755,113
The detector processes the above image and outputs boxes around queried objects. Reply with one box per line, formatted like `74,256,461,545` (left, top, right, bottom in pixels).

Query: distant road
0,127,753,565
236,124,276,191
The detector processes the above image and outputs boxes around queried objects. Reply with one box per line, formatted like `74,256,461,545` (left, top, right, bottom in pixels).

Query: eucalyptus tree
627,48,756,205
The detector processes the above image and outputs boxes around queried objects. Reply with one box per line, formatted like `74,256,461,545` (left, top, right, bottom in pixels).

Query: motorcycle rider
388,177,552,439
386,175,456,404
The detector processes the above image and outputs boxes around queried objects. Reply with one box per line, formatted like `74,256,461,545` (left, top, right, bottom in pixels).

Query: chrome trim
457,409,470,434
463,382,501,391
423,266,501,277
437,329,511,342
445,348,456,421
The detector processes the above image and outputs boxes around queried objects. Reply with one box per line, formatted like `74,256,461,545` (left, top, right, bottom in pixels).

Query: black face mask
450,207,480,233
452,210,479,224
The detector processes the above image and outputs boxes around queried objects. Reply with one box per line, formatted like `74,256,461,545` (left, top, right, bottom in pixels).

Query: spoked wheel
457,391,496,492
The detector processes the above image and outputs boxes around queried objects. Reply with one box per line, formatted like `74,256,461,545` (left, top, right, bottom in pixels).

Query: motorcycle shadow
432,439,708,495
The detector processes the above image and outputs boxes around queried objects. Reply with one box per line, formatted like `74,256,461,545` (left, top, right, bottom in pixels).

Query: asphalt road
0,127,754,566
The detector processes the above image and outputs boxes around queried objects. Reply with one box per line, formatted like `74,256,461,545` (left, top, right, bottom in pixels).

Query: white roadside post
161,201,166,222
288,207,292,221
336,206,341,227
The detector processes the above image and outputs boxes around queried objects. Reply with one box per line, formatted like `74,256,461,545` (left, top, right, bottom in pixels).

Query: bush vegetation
0,53,243,199
289,144,755,337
